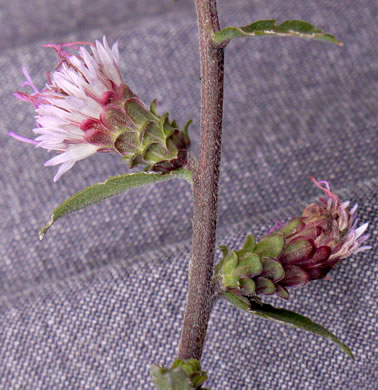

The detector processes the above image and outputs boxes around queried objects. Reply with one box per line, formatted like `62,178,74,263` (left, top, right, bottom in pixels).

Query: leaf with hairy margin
213,19,342,46
40,169,192,239
223,291,353,358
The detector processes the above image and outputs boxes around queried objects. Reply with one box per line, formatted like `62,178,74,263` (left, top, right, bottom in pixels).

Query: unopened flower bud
10,37,190,181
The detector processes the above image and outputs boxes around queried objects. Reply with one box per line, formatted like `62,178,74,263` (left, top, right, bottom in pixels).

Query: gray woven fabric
0,0,376,389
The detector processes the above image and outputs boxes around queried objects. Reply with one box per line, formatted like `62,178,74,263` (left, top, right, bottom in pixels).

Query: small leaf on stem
40,169,192,239
151,359,210,390
222,291,353,358
151,365,194,390
213,19,343,46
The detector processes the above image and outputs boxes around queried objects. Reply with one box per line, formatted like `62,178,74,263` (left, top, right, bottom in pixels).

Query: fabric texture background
0,0,376,388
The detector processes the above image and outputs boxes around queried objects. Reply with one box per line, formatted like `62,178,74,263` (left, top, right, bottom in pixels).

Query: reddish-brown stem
178,0,224,360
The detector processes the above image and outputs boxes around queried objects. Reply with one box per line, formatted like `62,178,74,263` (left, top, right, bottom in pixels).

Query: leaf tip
342,343,354,359
39,215,54,240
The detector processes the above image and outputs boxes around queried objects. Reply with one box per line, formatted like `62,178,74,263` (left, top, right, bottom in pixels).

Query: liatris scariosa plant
8,1,372,387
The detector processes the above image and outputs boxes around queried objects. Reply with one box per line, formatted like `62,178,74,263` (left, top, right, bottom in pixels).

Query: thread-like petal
12,37,126,180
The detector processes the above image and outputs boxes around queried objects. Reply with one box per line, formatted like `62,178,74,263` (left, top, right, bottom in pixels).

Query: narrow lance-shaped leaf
213,19,343,46
223,291,353,358
40,169,192,239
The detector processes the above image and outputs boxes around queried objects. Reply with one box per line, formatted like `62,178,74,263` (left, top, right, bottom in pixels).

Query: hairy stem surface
178,0,224,360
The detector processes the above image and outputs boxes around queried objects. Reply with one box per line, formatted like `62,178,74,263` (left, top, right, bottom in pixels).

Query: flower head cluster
216,178,371,300
11,37,190,181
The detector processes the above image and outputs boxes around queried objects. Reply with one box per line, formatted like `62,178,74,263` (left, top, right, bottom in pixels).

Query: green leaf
213,19,343,46
222,290,252,311
223,291,353,358
40,169,192,239
151,365,194,390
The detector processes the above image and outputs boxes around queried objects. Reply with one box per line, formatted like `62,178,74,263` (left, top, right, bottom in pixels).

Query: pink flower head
308,177,371,260
217,177,372,301
276,177,371,285
11,37,132,181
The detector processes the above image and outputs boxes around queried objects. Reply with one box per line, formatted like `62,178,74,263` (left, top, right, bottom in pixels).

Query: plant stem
178,0,224,360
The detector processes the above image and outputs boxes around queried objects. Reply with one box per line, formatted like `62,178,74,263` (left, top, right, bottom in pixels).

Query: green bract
114,99,191,173
223,292,353,359
215,234,288,299
151,359,210,390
